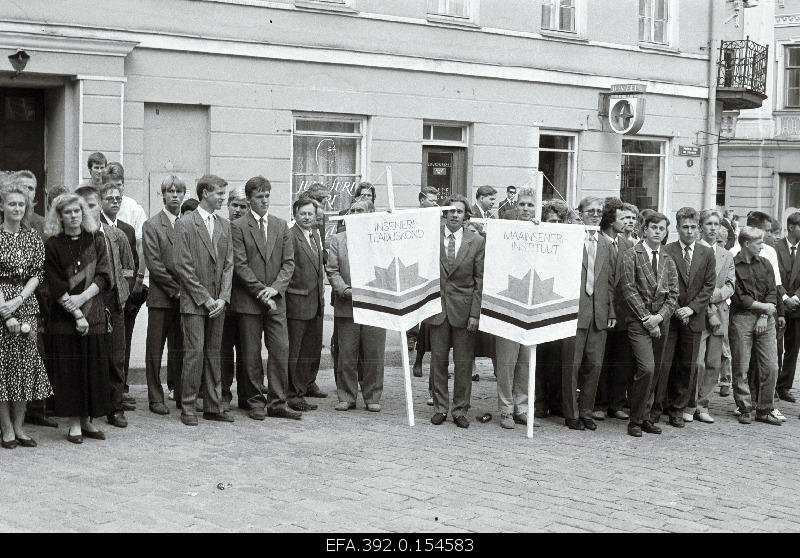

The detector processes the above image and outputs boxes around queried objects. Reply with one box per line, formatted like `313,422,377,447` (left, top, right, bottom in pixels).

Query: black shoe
107,412,128,428
777,390,797,403
305,389,328,399
15,436,37,447
25,415,58,428
565,418,585,431
642,420,662,434
472,374,480,382
82,430,106,440
203,411,235,423
580,417,597,431
1,438,19,449
180,413,198,426
430,412,446,425
288,400,318,412
719,385,731,397
413,363,423,377
66,433,83,444
668,416,685,428
149,402,170,415
453,415,470,429
267,407,302,420
627,423,642,437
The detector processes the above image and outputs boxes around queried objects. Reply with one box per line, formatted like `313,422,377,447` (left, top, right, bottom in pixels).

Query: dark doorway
422,146,467,203
0,88,45,215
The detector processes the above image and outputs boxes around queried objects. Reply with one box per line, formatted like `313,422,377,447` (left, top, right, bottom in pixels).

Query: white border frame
620,136,669,213
537,129,579,206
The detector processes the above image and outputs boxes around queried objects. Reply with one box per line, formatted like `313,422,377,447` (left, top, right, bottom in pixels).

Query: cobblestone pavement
1,354,800,533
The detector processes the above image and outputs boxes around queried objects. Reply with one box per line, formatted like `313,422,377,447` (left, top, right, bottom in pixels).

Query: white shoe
771,409,787,422
167,389,175,401
682,412,694,423
694,412,715,424
733,408,741,416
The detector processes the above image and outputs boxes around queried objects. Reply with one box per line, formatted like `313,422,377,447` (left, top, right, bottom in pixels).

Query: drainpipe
703,0,721,210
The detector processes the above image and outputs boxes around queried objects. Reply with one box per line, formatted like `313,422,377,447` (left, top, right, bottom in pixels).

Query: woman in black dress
0,181,53,449
44,193,112,444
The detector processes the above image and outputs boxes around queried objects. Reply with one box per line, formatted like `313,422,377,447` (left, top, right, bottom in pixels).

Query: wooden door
422,146,467,203
0,88,45,214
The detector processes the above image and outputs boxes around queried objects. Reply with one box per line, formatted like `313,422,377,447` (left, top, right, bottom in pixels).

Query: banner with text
480,220,585,346
345,208,443,331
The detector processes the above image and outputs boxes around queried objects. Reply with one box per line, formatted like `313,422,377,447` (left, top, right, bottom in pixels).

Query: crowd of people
0,153,796,448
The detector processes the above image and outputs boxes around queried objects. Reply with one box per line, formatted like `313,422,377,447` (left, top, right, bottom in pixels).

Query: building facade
0,0,723,222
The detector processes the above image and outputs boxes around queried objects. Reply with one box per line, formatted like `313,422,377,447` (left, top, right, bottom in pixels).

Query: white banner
479,219,586,346
344,207,443,331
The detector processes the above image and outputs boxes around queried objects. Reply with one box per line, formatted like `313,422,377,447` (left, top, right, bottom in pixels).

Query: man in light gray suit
174,174,234,426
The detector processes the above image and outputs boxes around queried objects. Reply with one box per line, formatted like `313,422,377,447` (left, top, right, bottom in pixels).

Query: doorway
422,146,467,203
0,88,45,214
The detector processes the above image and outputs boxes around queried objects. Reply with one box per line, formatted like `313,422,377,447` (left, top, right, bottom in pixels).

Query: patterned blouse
0,226,44,319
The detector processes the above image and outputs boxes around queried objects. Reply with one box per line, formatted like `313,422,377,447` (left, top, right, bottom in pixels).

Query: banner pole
527,344,537,438
386,166,395,212
400,333,415,427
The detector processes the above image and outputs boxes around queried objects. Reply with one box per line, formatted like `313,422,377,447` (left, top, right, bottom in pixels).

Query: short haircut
196,174,228,201
227,187,247,205
476,185,497,199
675,206,698,226
304,182,330,201
506,185,516,193
787,212,800,229
419,186,438,202
181,198,199,214
161,174,187,194
622,202,639,215
87,152,107,169
746,211,772,229
105,161,124,176
644,211,670,229
699,209,721,225
739,225,764,246
446,194,471,216
102,165,124,185
516,187,536,201
75,185,100,202
244,176,271,199
578,196,603,213
355,181,376,202
99,182,122,199
13,170,36,184
47,185,68,208
350,199,374,213
600,197,624,230
293,196,319,215
542,199,568,222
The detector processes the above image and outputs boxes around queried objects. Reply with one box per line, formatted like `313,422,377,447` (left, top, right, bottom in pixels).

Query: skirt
45,332,111,418
0,317,53,402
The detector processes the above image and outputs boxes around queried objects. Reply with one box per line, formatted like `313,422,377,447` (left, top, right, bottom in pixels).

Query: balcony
716,38,768,111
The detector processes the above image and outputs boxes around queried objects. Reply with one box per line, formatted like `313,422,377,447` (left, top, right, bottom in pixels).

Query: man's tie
610,238,619,261
309,230,318,253
206,215,213,238
447,233,456,263
258,217,265,235
683,245,692,272
792,245,797,267
585,233,596,297
651,249,658,279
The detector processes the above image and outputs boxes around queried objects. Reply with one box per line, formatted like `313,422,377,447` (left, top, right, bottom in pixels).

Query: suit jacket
424,227,485,329
174,209,234,315
664,241,716,333
621,243,679,324
100,224,134,309
231,212,294,316
775,238,800,319
721,218,736,251
577,232,615,330
609,233,634,331
326,231,354,319
702,241,735,334
100,214,139,279
143,210,180,308
497,199,516,219
286,224,324,320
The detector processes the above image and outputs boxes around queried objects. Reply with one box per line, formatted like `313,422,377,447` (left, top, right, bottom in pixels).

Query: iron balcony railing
717,37,769,96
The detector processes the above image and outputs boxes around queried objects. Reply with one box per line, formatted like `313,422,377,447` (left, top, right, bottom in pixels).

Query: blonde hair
0,178,33,224
44,193,99,237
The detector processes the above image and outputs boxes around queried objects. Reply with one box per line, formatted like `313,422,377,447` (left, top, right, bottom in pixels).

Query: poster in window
292,135,361,214
426,151,453,202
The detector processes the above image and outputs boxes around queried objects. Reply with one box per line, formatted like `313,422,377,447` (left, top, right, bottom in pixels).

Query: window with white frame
541,0,576,33
292,114,365,214
427,0,472,19
786,46,800,108
638,0,669,44
538,133,576,203
423,122,468,144
620,139,666,212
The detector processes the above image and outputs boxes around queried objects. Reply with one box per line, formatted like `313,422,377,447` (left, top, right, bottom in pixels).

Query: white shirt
443,227,463,257
118,195,147,240
101,212,118,228
679,240,695,266
251,209,269,242
196,205,216,238
474,204,487,219
730,242,782,287
303,227,318,251
645,244,661,271
162,208,178,227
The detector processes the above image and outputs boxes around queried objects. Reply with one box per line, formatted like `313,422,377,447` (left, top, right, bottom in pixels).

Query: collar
734,252,757,265
162,208,178,225
698,238,715,250
445,227,463,240
679,240,695,252
644,243,661,255
251,209,269,222
602,231,617,243
787,238,800,250
102,212,117,227
196,205,215,222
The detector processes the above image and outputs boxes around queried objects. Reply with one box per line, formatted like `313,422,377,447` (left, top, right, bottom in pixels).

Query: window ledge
294,0,358,15
775,109,800,114
540,29,588,43
638,42,680,54
425,14,480,29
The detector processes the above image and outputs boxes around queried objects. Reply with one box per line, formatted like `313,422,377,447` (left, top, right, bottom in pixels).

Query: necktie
792,245,797,267
259,217,265,235
206,215,213,238
309,231,318,253
447,233,456,263
651,250,658,279
684,245,692,271
610,238,619,261
585,233,596,297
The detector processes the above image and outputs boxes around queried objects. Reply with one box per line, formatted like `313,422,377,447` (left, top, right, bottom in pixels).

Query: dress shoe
513,413,528,425
66,433,83,444
565,418,585,431
627,423,642,437
500,413,515,429
607,409,629,420
641,420,662,434
778,390,797,403
289,400,317,412
107,412,128,428
180,413,199,426
82,430,106,440
306,389,328,398
203,411,234,423
149,402,170,415
15,437,37,448
719,385,731,397
668,416,685,428
591,410,606,421
25,415,58,428
755,412,782,426
737,411,752,424
430,412,446,425
472,373,480,382
334,401,356,411
248,408,266,420
580,417,597,431
682,412,694,423
267,407,302,420
694,411,714,424
366,403,382,412
1,438,19,449
771,409,788,422
413,363,423,378
453,415,470,429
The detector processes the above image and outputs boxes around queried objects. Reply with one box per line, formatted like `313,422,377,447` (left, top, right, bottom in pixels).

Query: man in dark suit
594,198,636,421
231,176,300,421
142,175,186,415
286,197,325,412
721,209,737,251
654,207,716,428
174,174,234,426
775,212,800,403
561,197,615,431
621,212,679,437
471,185,497,220
426,195,485,429
497,185,517,220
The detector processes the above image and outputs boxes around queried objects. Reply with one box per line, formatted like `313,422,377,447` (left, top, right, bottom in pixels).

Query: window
716,171,726,207
427,0,471,19
620,139,666,212
292,114,365,215
423,123,467,144
538,133,576,204
639,0,669,44
541,0,575,33
786,46,800,108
